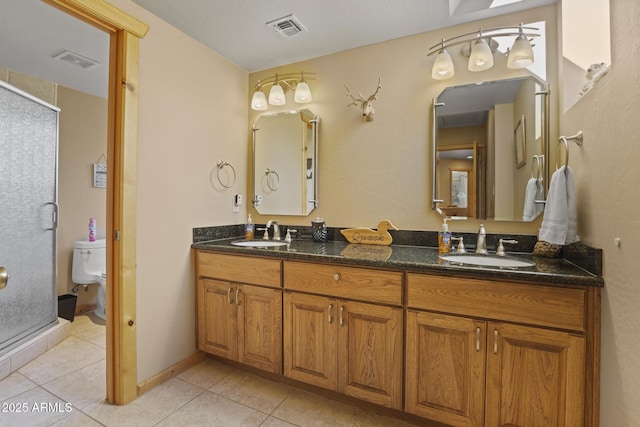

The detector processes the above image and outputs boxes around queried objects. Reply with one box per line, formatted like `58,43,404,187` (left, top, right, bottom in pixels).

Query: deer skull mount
345,77,382,122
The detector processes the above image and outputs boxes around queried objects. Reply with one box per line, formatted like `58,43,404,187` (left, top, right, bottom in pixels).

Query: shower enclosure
0,80,59,356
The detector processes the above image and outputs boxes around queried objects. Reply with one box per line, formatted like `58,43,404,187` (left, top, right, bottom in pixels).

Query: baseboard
136,351,206,396
75,303,96,314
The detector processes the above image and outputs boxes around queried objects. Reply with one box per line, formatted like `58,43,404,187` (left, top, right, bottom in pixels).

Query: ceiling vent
52,50,100,70
267,14,308,37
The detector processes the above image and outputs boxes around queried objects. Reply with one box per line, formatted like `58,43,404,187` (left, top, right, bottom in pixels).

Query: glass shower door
0,81,59,355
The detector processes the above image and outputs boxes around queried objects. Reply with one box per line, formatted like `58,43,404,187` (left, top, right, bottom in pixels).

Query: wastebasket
58,294,77,322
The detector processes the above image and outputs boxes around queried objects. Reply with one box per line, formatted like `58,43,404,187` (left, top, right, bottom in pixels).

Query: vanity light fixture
427,23,539,79
251,71,315,111
431,40,455,80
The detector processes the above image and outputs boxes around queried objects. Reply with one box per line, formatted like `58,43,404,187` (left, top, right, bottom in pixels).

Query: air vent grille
267,14,308,37
52,50,100,70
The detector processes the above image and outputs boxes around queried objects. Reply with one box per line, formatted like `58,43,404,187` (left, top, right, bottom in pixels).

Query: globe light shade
431,49,455,80
294,81,312,103
268,84,286,105
507,34,534,69
251,90,268,110
468,38,494,72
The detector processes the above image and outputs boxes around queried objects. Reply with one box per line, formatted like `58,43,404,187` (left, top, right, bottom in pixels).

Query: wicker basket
533,241,562,258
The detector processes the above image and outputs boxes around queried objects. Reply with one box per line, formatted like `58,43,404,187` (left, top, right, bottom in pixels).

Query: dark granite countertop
192,237,604,288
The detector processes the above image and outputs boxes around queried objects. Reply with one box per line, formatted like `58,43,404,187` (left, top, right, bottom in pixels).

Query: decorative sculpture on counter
344,77,382,122
340,219,398,245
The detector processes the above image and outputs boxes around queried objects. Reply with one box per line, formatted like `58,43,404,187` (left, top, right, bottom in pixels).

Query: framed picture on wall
514,115,526,169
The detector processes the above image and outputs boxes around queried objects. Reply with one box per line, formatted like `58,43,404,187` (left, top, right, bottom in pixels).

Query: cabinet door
406,310,486,427
197,279,237,359
486,322,585,427
283,292,337,390
338,301,403,410
236,284,282,374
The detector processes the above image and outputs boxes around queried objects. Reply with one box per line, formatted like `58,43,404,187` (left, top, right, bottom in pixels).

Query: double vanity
192,231,602,427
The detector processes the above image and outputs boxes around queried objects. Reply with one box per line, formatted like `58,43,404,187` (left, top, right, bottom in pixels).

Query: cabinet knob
333,273,340,281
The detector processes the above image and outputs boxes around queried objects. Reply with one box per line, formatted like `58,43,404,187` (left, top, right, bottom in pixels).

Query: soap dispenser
245,214,254,240
438,219,452,253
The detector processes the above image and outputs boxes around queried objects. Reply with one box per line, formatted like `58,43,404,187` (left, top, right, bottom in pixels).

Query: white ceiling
0,0,554,99
131,0,554,72
0,0,110,98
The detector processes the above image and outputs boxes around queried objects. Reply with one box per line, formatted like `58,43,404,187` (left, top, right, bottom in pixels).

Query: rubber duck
340,219,399,246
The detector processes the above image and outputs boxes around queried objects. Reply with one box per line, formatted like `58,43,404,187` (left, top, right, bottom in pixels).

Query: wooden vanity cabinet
283,261,404,410
194,250,600,426
196,252,282,374
406,273,592,427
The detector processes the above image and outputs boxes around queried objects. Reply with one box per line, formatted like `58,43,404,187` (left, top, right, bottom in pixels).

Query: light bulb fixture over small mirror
427,24,539,80
251,71,316,110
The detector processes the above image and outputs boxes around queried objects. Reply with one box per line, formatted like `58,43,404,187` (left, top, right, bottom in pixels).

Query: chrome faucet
265,220,281,240
476,224,488,255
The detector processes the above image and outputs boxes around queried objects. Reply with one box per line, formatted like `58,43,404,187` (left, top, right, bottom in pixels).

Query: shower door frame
42,0,148,405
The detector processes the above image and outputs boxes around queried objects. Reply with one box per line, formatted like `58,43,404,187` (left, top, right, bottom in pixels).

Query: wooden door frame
42,0,148,405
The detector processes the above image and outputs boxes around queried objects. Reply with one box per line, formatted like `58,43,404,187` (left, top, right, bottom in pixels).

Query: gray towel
539,166,579,245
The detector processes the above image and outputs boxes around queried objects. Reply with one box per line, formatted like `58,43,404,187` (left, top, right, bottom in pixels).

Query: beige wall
0,67,56,105
108,0,249,383
56,86,108,309
559,1,640,425
248,5,558,235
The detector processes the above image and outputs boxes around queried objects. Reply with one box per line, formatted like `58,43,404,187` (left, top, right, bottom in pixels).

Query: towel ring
556,131,584,170
532,155,544,180
555,139,569,170
265,168,280,191
216,160,236,188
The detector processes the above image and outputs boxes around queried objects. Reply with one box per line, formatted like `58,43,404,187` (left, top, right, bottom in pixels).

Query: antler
344,84,365,107
367,77,382,102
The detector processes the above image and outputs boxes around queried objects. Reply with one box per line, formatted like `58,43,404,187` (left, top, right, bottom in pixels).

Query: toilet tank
72,239,106,284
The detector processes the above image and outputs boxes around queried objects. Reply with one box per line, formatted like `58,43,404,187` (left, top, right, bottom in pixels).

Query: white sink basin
440,254,535,268
231,240,288,248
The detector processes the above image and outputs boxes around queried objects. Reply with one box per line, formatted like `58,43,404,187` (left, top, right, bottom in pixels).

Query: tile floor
0,314,420,426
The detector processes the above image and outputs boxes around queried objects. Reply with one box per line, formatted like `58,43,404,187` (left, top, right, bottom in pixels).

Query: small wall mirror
252,109,319,216
432,76,549,222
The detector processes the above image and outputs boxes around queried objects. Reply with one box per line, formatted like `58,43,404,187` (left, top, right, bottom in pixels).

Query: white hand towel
522,177,538,221
539,166,579,245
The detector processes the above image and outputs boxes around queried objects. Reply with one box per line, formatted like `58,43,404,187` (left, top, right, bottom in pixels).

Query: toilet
72,239,107,320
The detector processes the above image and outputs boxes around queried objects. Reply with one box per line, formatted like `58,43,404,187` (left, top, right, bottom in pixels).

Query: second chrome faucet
475,224,488,254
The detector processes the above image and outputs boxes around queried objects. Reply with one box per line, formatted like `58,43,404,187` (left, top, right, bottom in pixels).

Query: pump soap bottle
245,214,254,240
438,219,451,253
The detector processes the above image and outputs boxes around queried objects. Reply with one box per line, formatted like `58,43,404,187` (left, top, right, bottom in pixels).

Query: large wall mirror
252,109,319,216
432,76,549,222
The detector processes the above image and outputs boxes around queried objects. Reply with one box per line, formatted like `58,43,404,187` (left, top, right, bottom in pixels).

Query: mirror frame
431,78,550,222
252,109,319,216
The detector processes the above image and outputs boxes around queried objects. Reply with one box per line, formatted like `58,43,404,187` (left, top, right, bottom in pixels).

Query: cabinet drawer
407,274,585,332
284,261,402,305
197,251,281,288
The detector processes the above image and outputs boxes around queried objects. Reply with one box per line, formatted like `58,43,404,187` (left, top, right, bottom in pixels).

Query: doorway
42,0,148,405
